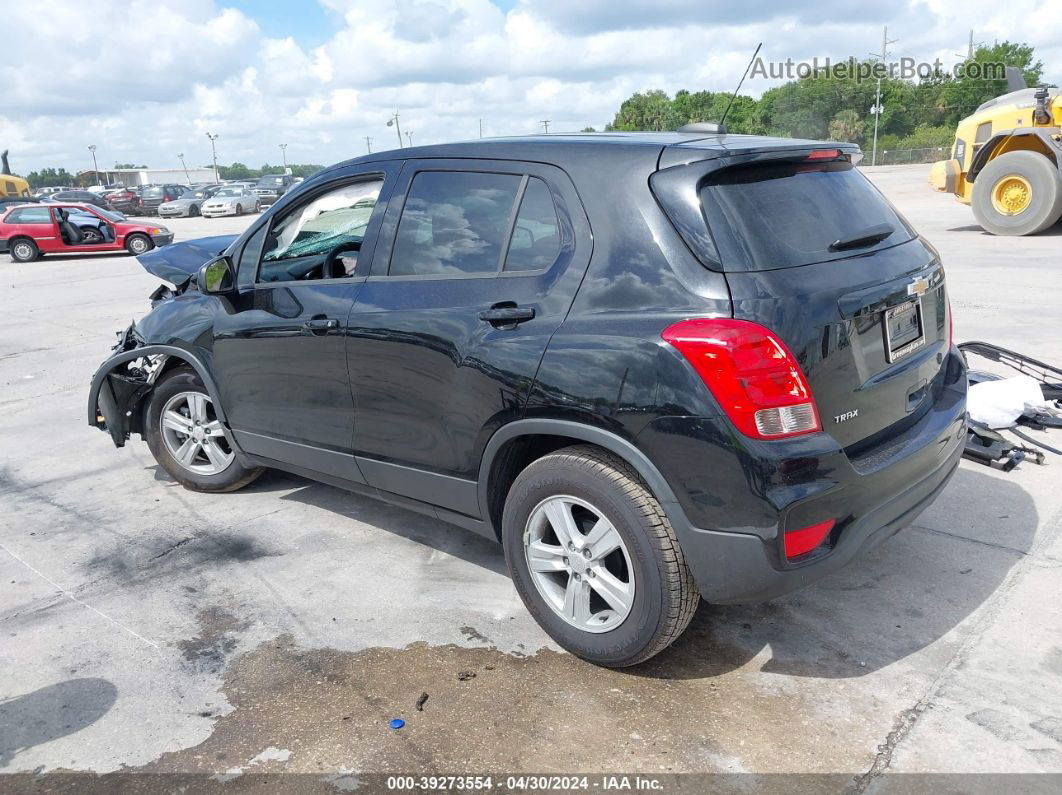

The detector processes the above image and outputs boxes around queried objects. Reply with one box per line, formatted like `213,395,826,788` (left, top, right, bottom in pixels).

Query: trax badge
835,410,859,424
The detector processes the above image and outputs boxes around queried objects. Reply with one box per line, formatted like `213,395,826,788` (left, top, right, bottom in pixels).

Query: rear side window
6,207,51,224
390,171,521,276
505,177,560,272
699,160,913,270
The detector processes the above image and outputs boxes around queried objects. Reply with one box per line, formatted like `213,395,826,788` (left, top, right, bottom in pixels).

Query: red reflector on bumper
784,519,836,559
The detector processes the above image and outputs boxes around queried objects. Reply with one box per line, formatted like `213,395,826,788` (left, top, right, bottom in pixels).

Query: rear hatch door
654,151,950,450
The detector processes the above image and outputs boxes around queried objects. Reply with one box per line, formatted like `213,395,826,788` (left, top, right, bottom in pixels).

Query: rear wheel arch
478,419,684,541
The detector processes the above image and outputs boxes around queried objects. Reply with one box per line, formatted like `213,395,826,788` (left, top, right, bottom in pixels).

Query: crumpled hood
136,234,237,286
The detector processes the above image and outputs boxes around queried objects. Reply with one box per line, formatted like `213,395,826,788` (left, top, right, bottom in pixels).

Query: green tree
24,167,76,188
828,109,865,143
606,89,680,131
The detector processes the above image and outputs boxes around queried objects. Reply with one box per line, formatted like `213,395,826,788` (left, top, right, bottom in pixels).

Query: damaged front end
89,325,171,447
88,234,236,448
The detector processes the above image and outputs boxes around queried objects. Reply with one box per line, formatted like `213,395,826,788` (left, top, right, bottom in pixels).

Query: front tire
189,204,200,217
972,150,1062,236
502,445,699,667
10,238,39,262
125,233,152,255
144,367,264,493
235,203,243,216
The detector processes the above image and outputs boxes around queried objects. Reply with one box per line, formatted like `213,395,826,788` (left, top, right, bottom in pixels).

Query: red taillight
784,519,836,559
662,318,821,440
806,148,841,160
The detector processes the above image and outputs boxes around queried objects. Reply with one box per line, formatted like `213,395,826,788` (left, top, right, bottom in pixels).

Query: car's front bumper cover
151,233,175,246
0,238,8,254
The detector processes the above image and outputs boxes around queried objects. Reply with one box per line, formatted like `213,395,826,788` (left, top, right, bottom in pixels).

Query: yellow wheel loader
1,151,32,198
929,68,1062,235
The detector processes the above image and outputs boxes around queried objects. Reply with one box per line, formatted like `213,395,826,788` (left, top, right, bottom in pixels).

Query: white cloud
1,0,1060,174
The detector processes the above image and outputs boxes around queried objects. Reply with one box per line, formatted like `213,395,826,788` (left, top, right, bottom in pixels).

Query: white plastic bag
967,375,1052,429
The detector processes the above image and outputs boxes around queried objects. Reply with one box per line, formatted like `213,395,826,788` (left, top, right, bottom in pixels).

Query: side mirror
198,255,235,295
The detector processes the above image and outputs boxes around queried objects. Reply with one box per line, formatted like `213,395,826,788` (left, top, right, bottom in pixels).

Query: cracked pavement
1,168,1061,787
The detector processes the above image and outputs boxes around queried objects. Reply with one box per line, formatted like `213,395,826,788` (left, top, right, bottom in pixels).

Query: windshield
264,181,381,261
92,207,124,222
214,188,242,197
698,160,913,270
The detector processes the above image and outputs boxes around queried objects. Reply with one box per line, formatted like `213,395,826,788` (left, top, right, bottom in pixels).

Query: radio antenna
719,42,762,131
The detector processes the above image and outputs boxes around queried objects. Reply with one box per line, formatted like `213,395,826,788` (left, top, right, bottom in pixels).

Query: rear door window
698,159,914,270
505,177,560,272
389,171,522,276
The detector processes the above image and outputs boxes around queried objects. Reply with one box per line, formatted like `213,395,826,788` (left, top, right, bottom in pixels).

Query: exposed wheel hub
991,174,1033,216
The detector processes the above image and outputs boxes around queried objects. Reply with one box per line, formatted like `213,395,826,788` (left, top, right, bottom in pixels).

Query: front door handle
303,317,339,334
478,304,535,328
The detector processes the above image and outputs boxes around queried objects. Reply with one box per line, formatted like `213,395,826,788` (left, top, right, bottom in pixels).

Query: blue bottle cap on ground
390,718,405,729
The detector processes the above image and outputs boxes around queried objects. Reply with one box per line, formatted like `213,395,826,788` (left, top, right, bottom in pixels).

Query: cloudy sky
3,0,1060,174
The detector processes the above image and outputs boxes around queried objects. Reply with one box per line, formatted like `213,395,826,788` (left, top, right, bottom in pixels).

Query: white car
201,187,261,218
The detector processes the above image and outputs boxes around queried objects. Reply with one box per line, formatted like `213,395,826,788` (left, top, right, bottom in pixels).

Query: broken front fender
87,339,230,448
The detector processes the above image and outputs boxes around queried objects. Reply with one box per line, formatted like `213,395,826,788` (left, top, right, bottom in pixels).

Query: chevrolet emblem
907,276,931,296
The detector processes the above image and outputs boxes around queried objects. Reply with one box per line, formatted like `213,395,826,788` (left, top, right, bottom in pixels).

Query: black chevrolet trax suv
88,133,967,667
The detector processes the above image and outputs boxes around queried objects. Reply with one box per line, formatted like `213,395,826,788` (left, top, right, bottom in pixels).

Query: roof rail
676,122,727,135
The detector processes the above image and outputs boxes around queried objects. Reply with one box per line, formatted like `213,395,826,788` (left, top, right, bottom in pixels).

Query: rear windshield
142,187,163,198
699,160,913,270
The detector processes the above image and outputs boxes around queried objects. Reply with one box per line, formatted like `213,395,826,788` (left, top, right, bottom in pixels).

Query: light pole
364,136,373,154
178,153,190,185
279,143,287,169
386,112,403,148
540,119,551,134
479,118,483,138
404,130,414,147
205,132,219,183
87,144,98,186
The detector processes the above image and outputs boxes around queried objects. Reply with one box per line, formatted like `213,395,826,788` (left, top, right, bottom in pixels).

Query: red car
0,203,173,262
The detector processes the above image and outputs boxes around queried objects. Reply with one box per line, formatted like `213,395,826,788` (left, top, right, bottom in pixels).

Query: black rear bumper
645,349,968,603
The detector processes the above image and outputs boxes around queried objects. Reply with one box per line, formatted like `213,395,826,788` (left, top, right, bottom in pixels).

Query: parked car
103,187,143,215
34,186,67,197
0,196,39,213
253,173,295,205
50,189,114,210
158,187,221,218
139,185,187,215
86,133,966,667
201,186,260,217
1,203,172,261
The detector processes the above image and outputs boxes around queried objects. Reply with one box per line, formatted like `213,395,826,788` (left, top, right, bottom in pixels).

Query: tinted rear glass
142,187,163,198
699,160,913,270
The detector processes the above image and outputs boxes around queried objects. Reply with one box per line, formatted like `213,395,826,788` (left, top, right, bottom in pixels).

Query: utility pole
205,132,220,183
178,153,190,184
404,130,414,147
87,144,98,185
279,143,288,169
364,136,373,154
479,118,483,138
968,29,974,60
387,112,403,147
869,26,898,167
540,119,551,134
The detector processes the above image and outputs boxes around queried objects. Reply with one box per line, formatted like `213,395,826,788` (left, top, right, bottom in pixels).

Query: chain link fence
871,146,950,165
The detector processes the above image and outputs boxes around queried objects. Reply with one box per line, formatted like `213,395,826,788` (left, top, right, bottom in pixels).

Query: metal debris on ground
415,692,429,711
960,342,1062,471
457,671,476,681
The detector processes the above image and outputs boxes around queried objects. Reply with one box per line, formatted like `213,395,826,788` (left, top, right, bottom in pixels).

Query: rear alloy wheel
503,445,699,667
10,239,39,262
144,367,263,492
972,150,1062,236
125,233,152,255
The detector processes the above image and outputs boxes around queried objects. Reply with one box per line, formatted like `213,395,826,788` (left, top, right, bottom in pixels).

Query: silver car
158,187,220,218
201,186,261,218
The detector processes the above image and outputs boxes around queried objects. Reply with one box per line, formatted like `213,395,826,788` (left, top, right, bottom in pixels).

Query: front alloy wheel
160,391,234,475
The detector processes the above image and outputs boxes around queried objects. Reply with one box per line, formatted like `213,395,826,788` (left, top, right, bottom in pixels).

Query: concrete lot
1,167,1061,788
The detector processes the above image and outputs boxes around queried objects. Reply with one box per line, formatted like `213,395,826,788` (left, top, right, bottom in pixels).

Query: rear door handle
478,304,535,328
303,317,339,334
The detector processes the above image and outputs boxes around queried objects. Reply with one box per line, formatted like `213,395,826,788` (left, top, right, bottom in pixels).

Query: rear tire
502,445,699,667
144,367,264,493
125,233,152,255
972,150,1062,236
10,238,39,262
